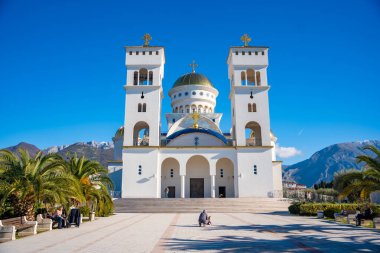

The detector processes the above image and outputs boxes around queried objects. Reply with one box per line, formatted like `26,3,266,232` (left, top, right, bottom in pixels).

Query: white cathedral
108,34,283,199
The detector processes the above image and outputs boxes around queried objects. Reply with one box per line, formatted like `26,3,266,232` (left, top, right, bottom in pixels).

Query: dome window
192,91,196,95
178,93,182,97
200,92,204,96
185,92,188,96
174,95,176,99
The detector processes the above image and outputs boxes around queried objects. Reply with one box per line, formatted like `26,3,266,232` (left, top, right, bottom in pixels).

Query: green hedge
288,203,380,218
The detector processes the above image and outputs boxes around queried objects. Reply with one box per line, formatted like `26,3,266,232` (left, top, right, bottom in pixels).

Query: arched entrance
215,158,235,198
186,155,210,198
161,158,180,198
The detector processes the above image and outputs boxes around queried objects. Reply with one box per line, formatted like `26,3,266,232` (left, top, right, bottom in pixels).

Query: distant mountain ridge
283,140,380,187
3,141,114,167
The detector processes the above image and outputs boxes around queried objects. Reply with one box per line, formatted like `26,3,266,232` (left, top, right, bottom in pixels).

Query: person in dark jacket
198,210,208,227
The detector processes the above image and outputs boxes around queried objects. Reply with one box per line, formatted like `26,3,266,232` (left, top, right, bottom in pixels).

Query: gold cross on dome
240,33,251,47
191,111,200,129
189,60,198,73
142,33,152,47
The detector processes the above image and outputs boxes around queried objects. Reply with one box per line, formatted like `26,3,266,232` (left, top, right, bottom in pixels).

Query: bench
334,210,355,222
347,214,375,227
0,216,37,242
36,214,53,232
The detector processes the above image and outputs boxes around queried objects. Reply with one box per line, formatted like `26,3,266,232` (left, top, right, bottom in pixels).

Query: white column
180,175,185,198
211,175,215,198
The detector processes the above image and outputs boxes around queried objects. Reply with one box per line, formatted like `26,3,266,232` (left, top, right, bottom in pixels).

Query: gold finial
142,33,152,47
191,111,200,129
240,33,251,47
189,60,198,73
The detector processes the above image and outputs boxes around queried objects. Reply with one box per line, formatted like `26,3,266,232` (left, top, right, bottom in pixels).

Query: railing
246,138,262,146
283,188,337,202
110,191,121,199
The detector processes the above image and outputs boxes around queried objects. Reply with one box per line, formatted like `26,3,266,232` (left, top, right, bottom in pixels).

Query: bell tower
123,34,165,147
227,34,271,147
122,34,165,198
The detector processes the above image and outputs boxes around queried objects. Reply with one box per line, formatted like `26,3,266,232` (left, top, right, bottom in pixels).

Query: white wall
272,162,283,197
236,148,274,197
122,148,159,198
167,132,226,147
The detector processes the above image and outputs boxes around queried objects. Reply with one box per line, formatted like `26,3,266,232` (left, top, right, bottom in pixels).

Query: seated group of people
198,210,212,227
46,206,82,229
355,205,373,226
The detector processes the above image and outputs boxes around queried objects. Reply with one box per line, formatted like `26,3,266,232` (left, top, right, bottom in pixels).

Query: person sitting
363,205,373,220
207,215,212,225
53,207,66,229
198,210,208,227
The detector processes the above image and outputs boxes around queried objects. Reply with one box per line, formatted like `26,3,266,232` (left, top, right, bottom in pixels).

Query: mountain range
3,141,114,167
2,140,379,186
283,140,380,187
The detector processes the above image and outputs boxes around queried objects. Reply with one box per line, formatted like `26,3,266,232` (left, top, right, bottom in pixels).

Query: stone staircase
113,198,291,213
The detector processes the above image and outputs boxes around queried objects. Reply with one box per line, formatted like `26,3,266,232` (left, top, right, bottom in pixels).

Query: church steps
113,198,290,213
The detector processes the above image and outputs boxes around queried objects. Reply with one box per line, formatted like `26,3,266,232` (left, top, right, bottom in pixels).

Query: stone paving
1,212,380,252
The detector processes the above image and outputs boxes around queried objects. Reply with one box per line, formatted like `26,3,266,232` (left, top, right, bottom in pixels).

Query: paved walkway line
76,214,152,252
152,213,181,253
30,214,142,253
226,213,323,253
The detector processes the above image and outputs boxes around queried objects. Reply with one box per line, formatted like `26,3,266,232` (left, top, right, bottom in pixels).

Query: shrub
288,202,302,215
294,203,380,217
80,206,90,217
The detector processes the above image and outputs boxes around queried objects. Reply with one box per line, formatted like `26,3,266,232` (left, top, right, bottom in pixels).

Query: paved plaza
1,212,380,253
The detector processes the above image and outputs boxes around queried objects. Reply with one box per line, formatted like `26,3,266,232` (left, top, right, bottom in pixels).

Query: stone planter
90,212,95,221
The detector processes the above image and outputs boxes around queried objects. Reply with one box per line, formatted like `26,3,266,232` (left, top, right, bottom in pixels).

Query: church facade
108,35,283,198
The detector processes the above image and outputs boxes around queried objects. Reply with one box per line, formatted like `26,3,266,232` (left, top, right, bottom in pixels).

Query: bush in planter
288,202,302,215
80,206,90,217
297,203,380,217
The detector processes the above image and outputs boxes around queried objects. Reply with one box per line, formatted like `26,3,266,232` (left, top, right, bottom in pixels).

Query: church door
168,186,175,198
190,178,204,198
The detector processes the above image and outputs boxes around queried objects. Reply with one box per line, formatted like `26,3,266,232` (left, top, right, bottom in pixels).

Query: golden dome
173,73,214,88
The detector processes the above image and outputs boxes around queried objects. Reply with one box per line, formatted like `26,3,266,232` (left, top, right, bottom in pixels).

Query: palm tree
0,149,83,218
65,154,114,216
334,145,380,201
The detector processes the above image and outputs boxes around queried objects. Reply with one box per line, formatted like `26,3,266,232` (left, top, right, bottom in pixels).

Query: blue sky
0,0,379,164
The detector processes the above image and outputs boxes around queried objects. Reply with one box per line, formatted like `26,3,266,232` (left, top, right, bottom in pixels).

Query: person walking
164,187,169,198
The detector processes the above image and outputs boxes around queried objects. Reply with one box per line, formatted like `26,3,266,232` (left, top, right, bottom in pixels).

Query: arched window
247,69,255,86
180,105,184,113
185,105,189,113
133,121,149,146
142,103,146,112
191,105,196,113
241,71,246,86
198,105,203,113
204,106,208,113
209,107,213,113
256,71,261,86
245,121,262,146
248,103,252,112
148,71,153,85
138,103,142,112
139,68,148,85
175,107,178,113
252,103,257,112
133,71,138,85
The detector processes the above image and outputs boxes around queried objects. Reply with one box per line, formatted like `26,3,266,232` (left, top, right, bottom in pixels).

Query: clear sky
0,0,379,164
